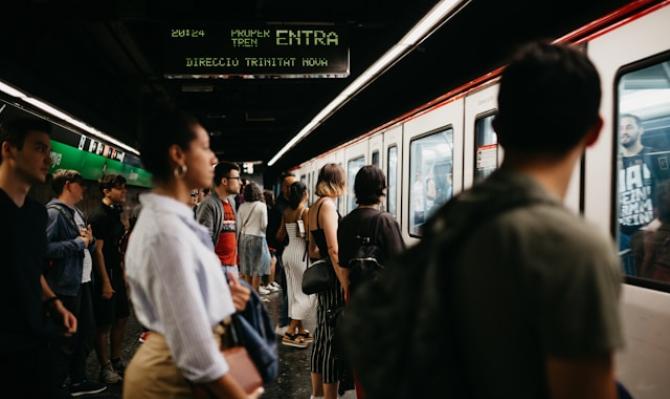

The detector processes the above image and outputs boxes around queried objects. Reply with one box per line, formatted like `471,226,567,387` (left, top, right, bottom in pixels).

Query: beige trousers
123,326,225,399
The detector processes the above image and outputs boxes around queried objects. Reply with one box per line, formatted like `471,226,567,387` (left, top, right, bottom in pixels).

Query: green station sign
164,24,349,78
49,140,152,188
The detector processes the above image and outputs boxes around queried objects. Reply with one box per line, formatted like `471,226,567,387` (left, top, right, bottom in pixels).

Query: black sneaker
69,380,107,397
111,357,127,376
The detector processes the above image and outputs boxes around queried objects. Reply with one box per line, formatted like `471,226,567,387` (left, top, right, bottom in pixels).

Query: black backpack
339,194,545,399
348,211,384,293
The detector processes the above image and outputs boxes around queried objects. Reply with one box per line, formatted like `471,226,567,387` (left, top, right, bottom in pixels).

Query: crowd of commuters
0,41,629,399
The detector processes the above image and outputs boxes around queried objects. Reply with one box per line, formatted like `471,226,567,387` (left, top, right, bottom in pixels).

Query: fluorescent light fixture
0,79,140,155
0,81,29,99
268,0,466,166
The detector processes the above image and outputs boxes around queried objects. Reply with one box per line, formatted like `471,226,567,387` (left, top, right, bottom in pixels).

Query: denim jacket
45,199,95,296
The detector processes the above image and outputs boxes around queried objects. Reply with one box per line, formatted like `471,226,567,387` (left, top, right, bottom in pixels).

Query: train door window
347,156,365,213
409,128,454,236
311,170,316,205
616,56,670,287
371,150,380,167
387,145,398,217
474,112,498,183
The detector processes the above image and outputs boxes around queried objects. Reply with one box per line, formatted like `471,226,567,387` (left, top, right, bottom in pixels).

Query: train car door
383,125,403,221
586,4,670,398
402,98,464,245
462,82,582,212
463,83,499,191
344,140,368,215
368,134,383,169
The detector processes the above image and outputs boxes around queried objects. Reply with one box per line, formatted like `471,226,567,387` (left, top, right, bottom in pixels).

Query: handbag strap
239,202,258,236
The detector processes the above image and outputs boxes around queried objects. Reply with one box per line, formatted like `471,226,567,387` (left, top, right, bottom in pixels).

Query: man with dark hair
418,43,621,398
0,117,76,398
45,169,107,396
618,113,656,252
196,161,242,276
350,43,623,399
89,173,129,383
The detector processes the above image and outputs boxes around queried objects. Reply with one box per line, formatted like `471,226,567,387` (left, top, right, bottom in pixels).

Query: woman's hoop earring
174,164,188,178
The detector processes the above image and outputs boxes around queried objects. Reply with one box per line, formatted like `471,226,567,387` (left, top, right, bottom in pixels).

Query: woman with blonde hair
307,163,347,399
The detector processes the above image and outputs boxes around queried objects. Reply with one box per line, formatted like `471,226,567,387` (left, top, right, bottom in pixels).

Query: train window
409,128,454,236
387,146,398,217
347,156,365,213
311,170,316,205
371,150,380,167
616,57,670,287
474,112,498,183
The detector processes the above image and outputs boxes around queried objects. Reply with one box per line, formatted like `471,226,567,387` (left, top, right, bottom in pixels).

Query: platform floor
83,289,320,398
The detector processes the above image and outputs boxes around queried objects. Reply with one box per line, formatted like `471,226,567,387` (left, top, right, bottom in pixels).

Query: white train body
290,2,670,397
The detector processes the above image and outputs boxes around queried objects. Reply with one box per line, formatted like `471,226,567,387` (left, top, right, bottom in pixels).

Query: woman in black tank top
307,163,347,399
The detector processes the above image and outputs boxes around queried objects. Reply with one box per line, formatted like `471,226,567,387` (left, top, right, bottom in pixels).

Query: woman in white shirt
123,107,260,399
236,182,271,293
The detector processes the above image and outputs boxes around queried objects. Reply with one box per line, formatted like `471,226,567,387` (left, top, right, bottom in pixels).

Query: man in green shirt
447,42,623,399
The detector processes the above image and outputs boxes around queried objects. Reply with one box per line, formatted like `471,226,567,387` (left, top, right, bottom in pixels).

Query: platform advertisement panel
49,140,152,188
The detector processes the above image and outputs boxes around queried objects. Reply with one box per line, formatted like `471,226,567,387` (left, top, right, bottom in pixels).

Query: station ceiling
0,0,632,176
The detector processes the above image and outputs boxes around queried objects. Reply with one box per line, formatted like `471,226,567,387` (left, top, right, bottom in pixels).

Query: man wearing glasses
197,162,243,277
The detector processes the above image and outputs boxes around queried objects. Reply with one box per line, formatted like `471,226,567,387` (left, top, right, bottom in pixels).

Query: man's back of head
493,42,601,157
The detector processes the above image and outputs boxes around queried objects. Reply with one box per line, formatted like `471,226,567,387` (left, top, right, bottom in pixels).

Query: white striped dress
282,222,317,320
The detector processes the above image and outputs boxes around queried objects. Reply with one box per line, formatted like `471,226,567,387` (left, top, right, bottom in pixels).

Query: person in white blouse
123,107,261,399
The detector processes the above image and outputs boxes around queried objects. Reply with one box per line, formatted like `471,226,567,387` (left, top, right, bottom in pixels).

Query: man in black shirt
89,173,129,383
618,114,656,249
0,117,76,397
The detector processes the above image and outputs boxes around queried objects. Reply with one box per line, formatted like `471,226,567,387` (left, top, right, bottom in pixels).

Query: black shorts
92,265,130,327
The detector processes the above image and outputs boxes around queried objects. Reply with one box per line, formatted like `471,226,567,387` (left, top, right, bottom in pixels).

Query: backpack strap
239,202,258,236
47,203,78,232
355,209,383,246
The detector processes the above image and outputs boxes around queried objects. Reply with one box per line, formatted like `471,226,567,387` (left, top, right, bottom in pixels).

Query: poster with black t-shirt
619,147,656,234
89,202,125,270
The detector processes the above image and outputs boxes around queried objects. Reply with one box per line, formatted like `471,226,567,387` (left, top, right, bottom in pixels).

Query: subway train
289,2,670,398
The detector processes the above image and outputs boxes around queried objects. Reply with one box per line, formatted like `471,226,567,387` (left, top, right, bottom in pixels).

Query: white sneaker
261,296,271,303
270,281,281,290
258,286,270,295
267,284,280,293
274,325,288,336
99,363,122,384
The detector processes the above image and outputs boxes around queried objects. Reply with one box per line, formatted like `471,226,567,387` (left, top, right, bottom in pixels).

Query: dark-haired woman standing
276,181,316,348
123,108,260,399
338,165,405,293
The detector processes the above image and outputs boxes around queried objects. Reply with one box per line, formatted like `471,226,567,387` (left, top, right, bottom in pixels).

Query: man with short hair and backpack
46,169,107,396
338,165,404,295
343,42,623,399
338,165,404,398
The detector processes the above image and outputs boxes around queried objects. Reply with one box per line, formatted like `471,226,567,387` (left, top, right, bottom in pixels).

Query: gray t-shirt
448,170,623,399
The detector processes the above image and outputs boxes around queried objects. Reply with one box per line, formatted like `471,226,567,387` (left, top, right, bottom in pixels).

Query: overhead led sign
164,24,349,78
